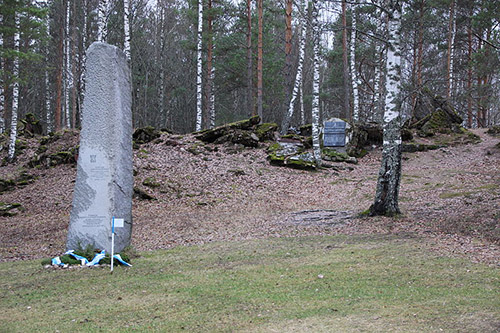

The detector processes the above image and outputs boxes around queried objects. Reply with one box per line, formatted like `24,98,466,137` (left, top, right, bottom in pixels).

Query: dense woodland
0,0,498,136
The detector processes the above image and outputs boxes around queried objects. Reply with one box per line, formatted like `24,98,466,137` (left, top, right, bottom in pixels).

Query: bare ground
0,129,499,265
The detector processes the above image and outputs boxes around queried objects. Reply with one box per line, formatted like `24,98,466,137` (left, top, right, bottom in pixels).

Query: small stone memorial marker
323,120,346,147
66,42,133,253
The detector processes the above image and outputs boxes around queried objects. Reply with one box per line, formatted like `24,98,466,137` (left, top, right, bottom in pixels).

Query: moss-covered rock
402,143,443,153
255,122,278,141
20,113,43,137
299,124,312,137
322,148,357,164
0,202,22,217
133,187,155,200
486,126,500,137
0,178,16,193
143,177,160,188
195,116,260,143
133,126,161,144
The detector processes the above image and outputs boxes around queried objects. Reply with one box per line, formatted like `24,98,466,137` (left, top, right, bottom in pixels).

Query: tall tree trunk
0,19,4,134
64,0,71,129
71,0,77,129
97,0,107,42
341,0,350,120
281,0,307,134
311,0,321,166
467,20,473,128
246,0,254,117
446,0,455,99
350,4,360,122
283,0,293,122
257,0,263,121
159,6,166,128
370,0,403,216
8,13,20,161
206,0,215,129
54,9,64,131
123,0,131,61
195,0,203,131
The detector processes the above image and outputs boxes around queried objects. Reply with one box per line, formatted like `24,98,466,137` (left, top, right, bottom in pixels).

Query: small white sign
114,218,124,228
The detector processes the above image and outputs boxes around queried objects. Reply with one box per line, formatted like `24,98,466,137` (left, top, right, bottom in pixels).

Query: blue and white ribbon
87,250,106,266
113,254,132,267
51,250,132,267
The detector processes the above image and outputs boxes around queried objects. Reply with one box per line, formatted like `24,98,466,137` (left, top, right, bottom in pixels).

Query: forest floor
0,128,499,265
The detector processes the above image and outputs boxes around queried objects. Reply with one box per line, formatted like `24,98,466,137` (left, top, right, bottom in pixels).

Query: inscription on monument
82,214,107,228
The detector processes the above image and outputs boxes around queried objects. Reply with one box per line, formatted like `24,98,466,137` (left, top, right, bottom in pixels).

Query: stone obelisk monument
66,42,133,253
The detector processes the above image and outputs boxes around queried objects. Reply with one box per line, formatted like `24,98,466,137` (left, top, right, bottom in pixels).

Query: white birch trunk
447,0,456,100
80,0,87,125
311,0,321,166
64,0,71,128
209,59,216,129
195,0,203,131
123,0,131,61
350,5,360,122
97,0,108,42
8,13,20,161
370,1,402,216
299,81,305,125
281,1,307,135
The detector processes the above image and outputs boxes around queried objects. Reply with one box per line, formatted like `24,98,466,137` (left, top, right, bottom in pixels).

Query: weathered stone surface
133,126,161,144
195,116,260,143
66,42,133,253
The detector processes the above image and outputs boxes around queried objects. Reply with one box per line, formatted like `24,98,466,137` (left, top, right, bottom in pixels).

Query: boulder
20,113,43,137
267,141,316,170
195,116,261,145
133,126,161,144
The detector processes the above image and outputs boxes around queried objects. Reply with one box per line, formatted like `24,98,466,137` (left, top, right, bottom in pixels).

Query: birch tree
123,0,131,61
446,0,455,100
281,0,307,134
311,0,321,166
8,12,20,161
341,0,350,120
370,0,403,216
195,0,203,131
350,4,360,122
64,0,71,128
97,0,107,42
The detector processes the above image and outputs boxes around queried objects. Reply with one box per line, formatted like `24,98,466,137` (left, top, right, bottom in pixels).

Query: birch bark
195,0,203,131
341,0,350,120
8,13,20,161
64,0,71,128
97,0,108,42
123,0,131,61
370,0,403,216
350,5,360,122
311,0,321,166
446,0,455,99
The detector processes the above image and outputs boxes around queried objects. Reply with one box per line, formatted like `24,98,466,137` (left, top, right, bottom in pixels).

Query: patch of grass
0,236,498,332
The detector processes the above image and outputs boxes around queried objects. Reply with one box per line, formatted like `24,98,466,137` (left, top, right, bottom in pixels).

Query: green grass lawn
1,234,498,332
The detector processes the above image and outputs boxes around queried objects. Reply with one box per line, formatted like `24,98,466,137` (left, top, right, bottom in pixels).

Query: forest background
0,0,499,138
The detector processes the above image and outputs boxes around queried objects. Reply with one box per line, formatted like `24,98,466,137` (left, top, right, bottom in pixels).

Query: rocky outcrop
195,116,278,148
267,141,316,170
133,126,161,144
